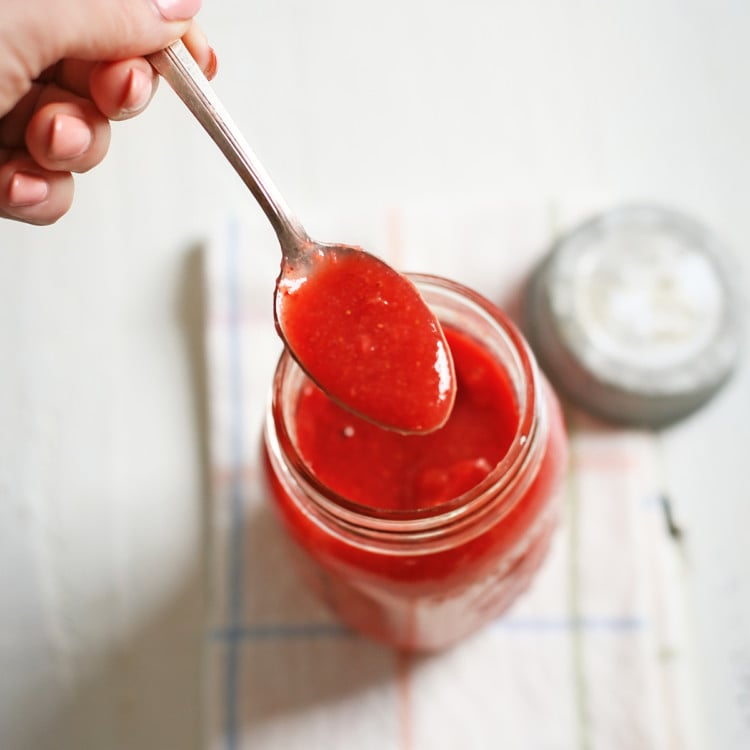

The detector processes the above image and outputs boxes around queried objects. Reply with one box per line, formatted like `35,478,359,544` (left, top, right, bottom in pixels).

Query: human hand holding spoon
148,41,455,433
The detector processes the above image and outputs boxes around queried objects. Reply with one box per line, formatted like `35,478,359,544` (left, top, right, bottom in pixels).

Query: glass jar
262,275,568,651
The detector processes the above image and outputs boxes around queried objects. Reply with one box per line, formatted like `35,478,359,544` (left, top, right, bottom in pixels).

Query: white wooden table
1,2,748,748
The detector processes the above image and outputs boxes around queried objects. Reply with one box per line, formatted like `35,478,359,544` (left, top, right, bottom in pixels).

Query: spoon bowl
149,41,455,433
274,240,456,433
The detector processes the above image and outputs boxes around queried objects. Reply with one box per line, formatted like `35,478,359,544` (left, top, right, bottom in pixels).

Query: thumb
28,0,202,68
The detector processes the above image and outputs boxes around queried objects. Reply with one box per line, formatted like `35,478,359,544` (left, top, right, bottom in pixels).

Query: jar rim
267,273,542,535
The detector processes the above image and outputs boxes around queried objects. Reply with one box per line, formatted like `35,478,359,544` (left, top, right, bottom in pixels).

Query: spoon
148,41,455,433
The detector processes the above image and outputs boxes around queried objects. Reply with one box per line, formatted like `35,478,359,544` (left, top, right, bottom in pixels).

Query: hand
0,0,216,225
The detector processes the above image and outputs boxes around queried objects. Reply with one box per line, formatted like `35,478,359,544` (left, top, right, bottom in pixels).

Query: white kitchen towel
202,198,702,750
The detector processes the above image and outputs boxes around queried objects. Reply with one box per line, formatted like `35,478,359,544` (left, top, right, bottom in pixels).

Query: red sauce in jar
276,250,455,433
264,275,568,651
295,326,517,510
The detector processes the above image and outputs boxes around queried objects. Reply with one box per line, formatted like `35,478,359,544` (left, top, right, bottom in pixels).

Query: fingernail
48,113,92,161
153,0,202,22
8,172,49,207
121,68,153,113
205,47,218,80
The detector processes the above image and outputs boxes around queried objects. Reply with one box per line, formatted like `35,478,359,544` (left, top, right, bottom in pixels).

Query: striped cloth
203,200,701,750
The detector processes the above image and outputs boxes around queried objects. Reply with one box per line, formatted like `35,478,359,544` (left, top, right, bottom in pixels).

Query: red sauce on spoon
276,249,456,433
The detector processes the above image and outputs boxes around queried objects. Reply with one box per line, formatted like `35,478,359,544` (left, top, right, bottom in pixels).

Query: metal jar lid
525,205,742,427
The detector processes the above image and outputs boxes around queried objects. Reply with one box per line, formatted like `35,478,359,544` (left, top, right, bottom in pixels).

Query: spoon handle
148,41,307,247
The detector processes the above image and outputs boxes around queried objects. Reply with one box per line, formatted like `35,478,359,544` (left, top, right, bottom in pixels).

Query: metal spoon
148,41,455,433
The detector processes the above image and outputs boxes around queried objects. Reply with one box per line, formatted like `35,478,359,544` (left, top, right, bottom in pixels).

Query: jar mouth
268,274,542,533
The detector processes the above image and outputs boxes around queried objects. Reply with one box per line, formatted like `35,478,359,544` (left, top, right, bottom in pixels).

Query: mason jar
262,274,568,651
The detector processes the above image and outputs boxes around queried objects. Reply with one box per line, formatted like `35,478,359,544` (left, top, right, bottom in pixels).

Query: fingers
88,24,217,121
0,83,110,225
25,86,111,173
36,22,216,125
89,58,159,121
0,7,215,225
181,23,218,80
0,87,111,224
46,0,203,64
0,153,74,225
